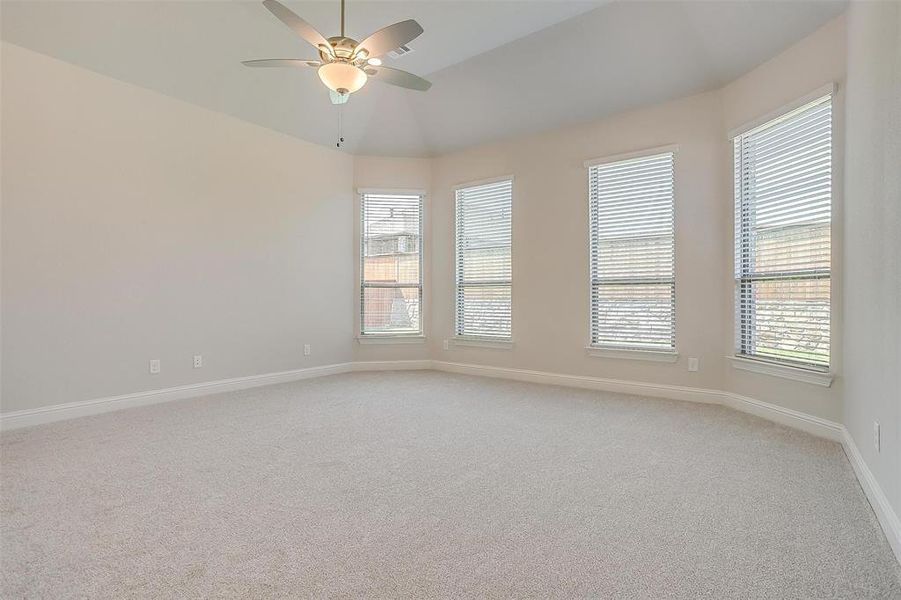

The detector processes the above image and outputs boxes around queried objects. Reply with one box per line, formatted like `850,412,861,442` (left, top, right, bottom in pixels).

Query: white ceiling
2,0,846,156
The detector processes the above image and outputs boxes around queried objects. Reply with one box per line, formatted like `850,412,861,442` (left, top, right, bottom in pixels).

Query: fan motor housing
323,36,359,61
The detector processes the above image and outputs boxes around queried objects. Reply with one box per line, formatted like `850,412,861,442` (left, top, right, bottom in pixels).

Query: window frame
358,188,425,339
453,175,514,343
585,145,678,356
731,89,834,373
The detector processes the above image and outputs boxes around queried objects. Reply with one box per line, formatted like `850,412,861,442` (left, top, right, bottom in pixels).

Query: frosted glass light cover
318,62,367,93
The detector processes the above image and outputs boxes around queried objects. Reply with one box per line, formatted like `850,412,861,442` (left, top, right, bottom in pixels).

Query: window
455,178,513,340
588,150,675,351
360,192,422,336
734,94,832,370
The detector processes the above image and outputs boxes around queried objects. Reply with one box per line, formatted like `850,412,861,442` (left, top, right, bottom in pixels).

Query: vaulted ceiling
2,1,846,156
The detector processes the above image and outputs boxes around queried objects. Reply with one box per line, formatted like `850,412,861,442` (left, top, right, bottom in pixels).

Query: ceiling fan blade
354,19,423,59
242,59,321,68
366,66,431,91
262,0,333,56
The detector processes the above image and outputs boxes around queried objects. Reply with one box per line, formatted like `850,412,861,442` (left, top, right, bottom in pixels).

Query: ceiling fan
243,0,431,104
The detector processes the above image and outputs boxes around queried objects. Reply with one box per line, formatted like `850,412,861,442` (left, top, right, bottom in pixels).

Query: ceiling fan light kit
318,62,367,94
243,0,431,101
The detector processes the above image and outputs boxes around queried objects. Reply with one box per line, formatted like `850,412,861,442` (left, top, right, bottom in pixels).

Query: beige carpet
2,371,900,598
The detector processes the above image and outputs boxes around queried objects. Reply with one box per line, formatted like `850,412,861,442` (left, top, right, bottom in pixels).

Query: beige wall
426,15,847,421
1,43,354,412
2,16,851,425
843,1,901,523
719,16,846,420
430,90,731,392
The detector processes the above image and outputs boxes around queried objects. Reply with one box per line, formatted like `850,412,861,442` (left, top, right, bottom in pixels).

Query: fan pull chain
336,103,345,148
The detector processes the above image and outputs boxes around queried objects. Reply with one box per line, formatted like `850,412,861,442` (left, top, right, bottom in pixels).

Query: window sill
586,347,679,363
356,335,426,345
727,356,834,387
453,337,514,350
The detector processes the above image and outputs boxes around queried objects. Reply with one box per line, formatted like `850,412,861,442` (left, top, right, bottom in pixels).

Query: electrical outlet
874,421,881,453
303,344,311,356
688,357,699,372
443,339,449,351
193,355,203,369
149,359,160,374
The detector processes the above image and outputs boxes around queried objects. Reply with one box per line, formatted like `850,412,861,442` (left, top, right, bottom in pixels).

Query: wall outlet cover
149,359,160,374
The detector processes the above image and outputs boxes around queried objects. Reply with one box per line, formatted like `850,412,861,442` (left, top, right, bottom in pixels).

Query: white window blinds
360,192,422,336
734,94,832,369
589,151,675,351
455,179,513,339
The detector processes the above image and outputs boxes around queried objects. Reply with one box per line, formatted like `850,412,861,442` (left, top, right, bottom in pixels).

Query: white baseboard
352,360,433,372
1,357,897,567
841,427,901,564
0,359,838,440
432,360,723,405
431,361,847,441
427,360,893,564
722,392,844,441
0,362,354,431
0,359,436,432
